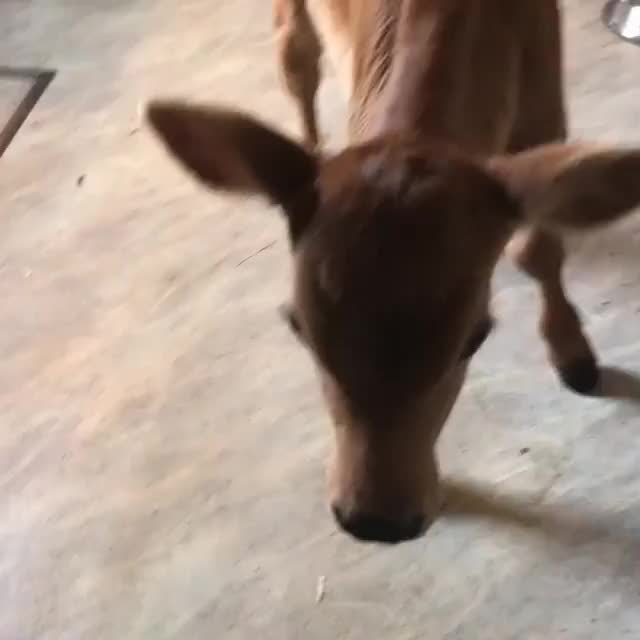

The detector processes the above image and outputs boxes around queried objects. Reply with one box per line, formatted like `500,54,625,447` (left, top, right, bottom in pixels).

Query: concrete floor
2,1,640,638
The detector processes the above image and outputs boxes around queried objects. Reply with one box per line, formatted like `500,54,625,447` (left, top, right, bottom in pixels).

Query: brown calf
147,0,640,544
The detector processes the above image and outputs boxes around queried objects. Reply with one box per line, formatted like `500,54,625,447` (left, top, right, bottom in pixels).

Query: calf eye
461,317,493,360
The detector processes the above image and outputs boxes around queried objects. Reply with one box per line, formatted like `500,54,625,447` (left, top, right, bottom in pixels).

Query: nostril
332,505,426,544
408,513,429,537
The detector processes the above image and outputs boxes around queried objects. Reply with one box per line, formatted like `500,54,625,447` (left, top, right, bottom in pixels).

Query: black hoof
559,356,600,395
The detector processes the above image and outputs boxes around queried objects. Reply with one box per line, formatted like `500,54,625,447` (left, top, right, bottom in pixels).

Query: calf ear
147,101,318,234
490,143,640,232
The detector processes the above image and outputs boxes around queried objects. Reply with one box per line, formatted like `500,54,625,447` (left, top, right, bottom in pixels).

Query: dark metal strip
0,68,56,158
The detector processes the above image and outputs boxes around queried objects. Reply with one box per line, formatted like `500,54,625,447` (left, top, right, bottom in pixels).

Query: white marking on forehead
360,151,409,194
359,149,442,204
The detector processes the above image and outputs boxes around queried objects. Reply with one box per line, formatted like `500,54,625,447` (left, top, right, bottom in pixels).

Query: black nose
332,505,426,544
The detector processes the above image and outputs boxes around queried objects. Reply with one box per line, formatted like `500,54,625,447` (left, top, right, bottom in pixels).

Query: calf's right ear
147,101,318,238
490,143,640,232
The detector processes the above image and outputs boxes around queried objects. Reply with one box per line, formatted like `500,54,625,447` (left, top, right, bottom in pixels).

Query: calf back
308,0,565,152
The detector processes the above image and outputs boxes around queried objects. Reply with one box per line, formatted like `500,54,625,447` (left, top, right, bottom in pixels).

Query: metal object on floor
603,0,640,45
0,67,56,158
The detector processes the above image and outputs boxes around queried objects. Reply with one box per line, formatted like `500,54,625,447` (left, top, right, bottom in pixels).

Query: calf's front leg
508,228,599,394
273,0,323,149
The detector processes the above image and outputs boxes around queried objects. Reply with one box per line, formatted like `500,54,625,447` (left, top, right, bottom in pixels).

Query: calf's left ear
490,142,640,232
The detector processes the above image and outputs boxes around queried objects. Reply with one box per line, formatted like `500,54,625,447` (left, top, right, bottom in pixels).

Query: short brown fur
148,0,640,543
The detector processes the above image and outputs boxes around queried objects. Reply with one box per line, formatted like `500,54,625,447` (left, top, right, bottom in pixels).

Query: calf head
148,102,640,543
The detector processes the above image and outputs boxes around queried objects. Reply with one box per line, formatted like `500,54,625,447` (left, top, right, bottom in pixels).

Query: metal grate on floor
0,67,55,158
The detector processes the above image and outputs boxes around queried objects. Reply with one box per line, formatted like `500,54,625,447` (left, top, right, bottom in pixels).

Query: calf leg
273,0,322,149
507,228,600,394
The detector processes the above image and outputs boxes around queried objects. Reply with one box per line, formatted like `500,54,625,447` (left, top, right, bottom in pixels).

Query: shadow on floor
596,366,640,402
444,475,640,584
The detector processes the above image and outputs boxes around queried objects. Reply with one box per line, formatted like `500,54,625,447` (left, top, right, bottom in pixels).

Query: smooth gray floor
1,1,640,638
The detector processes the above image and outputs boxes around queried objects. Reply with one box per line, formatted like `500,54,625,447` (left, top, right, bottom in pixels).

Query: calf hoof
559,355,600,395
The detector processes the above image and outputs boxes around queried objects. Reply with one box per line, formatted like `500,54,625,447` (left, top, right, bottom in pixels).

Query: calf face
286,141,514,542
148,102,640,543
